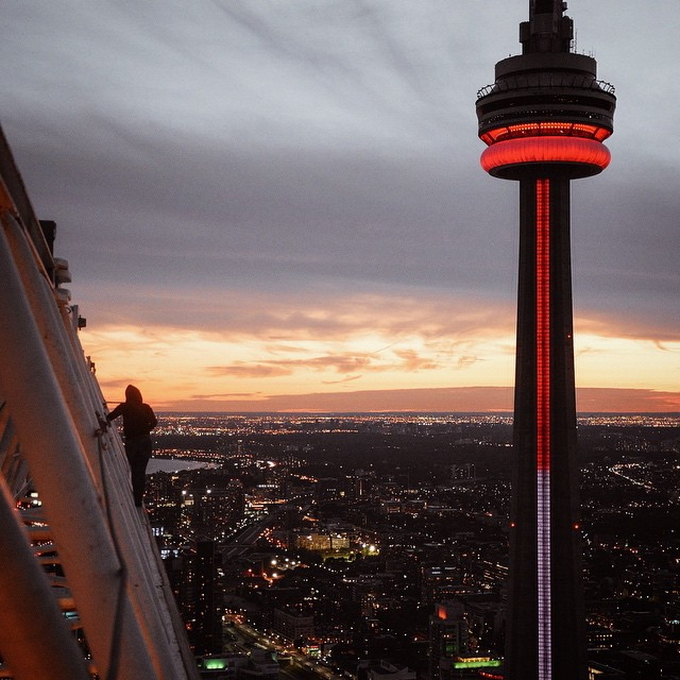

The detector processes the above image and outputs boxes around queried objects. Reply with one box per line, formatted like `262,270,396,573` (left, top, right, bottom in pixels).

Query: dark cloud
74,284,516,344
1,0,678,381
322,375,364,386
457,356,480,369
207,347,445,381
207,364,293,379
192,393,263,400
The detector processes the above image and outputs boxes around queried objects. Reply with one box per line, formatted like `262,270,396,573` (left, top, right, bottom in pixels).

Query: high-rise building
429,601,468,680
165,541,223,655
475,3,616,679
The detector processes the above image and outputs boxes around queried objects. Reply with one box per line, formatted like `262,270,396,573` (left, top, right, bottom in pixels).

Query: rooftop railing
477,76,616,100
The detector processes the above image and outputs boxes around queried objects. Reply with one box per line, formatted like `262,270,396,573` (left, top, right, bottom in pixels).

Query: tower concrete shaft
475,3,615,680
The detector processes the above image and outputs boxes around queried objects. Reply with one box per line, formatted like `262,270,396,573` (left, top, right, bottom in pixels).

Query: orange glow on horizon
78,294,680,414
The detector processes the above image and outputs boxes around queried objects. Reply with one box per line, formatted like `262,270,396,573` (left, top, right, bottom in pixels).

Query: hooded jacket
107,385,158,439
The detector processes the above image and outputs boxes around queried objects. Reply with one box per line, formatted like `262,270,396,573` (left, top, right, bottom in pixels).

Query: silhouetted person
107,384,157,507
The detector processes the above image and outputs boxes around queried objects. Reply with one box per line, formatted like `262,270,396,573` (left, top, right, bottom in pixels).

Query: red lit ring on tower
480,122,612,145
480,136,611,174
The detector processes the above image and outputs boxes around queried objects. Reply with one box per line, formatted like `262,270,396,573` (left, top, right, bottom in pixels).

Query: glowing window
480,122,611,145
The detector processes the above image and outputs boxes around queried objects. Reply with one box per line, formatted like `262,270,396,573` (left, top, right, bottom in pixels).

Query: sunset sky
2,1,679,412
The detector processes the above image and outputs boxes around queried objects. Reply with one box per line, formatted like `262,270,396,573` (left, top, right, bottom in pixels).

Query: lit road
221,497,313,560
610,463,655,492
234,623,343,680
221,519,271,559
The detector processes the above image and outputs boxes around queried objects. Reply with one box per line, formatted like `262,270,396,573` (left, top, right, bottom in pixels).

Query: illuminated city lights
143,411,679,678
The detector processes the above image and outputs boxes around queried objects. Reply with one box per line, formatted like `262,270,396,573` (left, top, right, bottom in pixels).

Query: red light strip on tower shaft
536,179,551,476
536,178,552,680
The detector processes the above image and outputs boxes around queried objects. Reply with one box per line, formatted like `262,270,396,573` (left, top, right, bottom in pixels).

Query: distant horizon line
118,385,680,416
154,410,680,417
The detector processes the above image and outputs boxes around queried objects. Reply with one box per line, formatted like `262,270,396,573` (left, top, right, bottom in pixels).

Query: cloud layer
2,0,678,410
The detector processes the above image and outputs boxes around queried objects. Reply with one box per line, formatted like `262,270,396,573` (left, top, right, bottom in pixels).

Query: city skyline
2,1,678,413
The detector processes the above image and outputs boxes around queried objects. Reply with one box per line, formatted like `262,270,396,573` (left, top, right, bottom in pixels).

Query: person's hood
125,384,143,403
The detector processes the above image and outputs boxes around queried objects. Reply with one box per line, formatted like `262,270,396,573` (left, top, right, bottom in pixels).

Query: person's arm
145,405,158,431
107,404,124,422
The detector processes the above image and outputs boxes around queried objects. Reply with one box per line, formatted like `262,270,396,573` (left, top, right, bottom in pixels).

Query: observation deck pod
0,126,200,680
475,5,616,181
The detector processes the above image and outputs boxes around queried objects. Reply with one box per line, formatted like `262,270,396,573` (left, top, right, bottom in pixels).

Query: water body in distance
147,459,215,474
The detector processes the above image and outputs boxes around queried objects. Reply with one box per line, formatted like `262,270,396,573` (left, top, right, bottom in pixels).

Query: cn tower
475,3,615,680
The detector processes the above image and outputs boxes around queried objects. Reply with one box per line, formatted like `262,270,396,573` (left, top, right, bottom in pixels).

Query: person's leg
126,438,151,506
